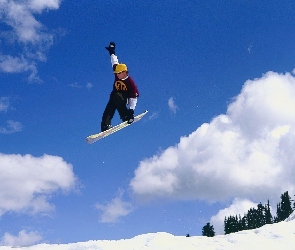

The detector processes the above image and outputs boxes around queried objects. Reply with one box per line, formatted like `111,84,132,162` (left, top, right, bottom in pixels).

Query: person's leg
101,99,116,132
112,92,129,121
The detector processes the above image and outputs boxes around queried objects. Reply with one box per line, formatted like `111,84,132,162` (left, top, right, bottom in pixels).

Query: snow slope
2,212,295,250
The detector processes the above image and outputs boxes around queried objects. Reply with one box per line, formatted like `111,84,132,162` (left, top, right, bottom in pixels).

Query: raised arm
105,42,118,71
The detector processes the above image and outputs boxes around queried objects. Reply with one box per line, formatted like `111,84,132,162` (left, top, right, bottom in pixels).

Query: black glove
105,42,115,56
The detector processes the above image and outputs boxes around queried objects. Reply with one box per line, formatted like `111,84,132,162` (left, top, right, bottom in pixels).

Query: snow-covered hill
2,211,295,250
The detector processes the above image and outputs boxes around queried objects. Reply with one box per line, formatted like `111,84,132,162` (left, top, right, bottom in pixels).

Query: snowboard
86,110,148,144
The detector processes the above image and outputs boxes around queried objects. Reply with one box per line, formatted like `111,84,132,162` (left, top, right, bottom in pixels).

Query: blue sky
1,0,295,246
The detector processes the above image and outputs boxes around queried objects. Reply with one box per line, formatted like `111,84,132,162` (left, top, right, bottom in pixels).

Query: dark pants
101,92,128,130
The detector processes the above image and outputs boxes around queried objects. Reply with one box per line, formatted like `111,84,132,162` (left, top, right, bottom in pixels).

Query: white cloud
95,190,133,223
86,82,93,90
247,43,253,53
0,153,77,216
0,55,38,80
68,82,82,88
1,230,42,247
148,111,159,120
0,97,22,134
0,0,62,81
210,198,257,235
29,0,61,13
168,97,178,114
69,82,94,90
0,120,23,134
0,97,10,112
130,71,295,205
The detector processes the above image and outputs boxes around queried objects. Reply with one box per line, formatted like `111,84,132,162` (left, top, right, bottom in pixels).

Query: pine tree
224,199,275,234
274,191,293,222
256,203,266,228
274,203,282,223
224,216,239,234
265,200,273,224
246,208,258,229
237,214,247,231
202,222,215,237
224,217,228,234
281,191,293,219
243,202,272,229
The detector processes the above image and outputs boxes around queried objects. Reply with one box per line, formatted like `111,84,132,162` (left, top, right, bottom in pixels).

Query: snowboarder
101,42,140,132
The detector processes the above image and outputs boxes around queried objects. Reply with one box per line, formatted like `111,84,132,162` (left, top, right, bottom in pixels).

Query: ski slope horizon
1,211,294,250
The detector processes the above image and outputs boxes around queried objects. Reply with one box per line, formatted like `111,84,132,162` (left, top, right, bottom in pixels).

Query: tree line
201,191,295,237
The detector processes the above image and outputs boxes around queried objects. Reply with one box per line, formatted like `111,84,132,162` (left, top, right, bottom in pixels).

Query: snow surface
2,212,295,250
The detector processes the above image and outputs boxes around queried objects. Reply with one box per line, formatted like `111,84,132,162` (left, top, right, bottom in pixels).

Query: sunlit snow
1,211,294,250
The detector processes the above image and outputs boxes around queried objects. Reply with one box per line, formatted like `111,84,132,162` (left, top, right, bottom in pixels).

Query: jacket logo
115,81,127,91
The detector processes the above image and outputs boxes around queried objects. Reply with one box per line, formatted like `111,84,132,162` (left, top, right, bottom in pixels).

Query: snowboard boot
123,109,134,124
101,123,112,132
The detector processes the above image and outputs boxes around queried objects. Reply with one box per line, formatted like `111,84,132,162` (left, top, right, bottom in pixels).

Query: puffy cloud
0,0,60,44
96,190,133,223
227,71,295,139
29,0,61,13
1,230,42,247
168,97,178,114
130,71,295,205
0,153,77,216
0,0,62,81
